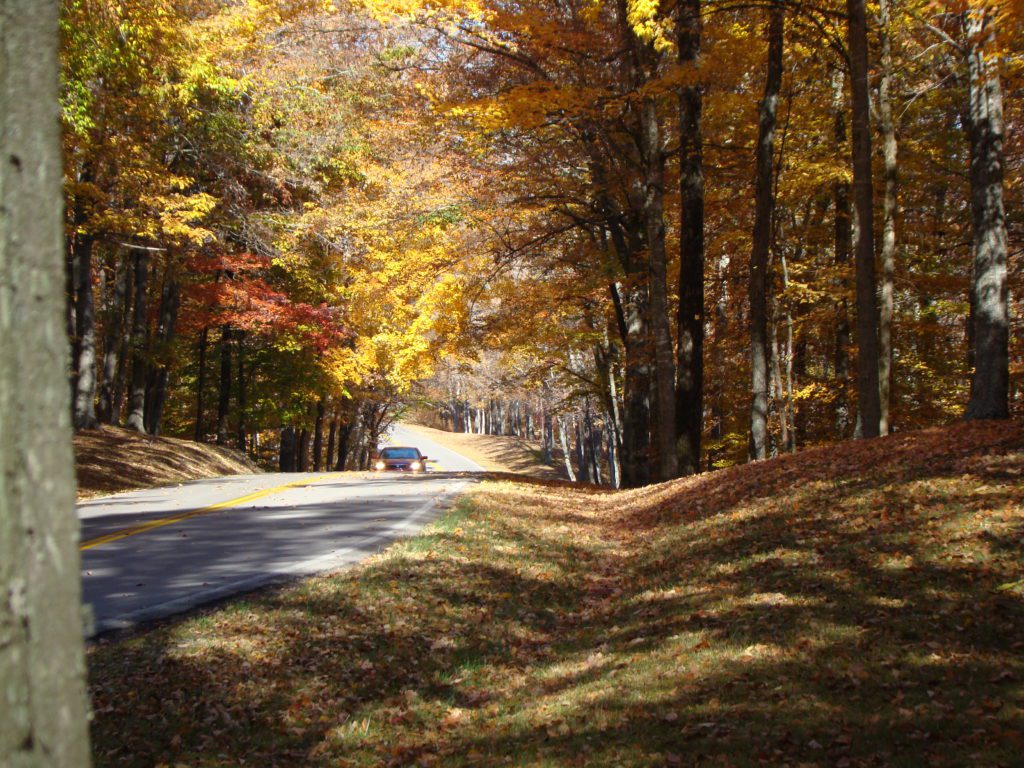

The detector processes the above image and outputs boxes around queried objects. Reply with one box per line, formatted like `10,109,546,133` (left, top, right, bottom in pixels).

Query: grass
88,420,1024,766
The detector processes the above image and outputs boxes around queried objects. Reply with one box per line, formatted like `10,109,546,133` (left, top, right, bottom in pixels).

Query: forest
60,0,1021,486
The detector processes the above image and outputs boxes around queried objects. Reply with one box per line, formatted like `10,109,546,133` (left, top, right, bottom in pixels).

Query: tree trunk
847,0,882,437
298,428,310,472
617,281,652,487
676,0,704,477
878,0,899,434
327,419,337,470
194,326,209,441
833,69,853,436
335,421,352,471
144,272,179,436
97,256,128,424
216,325,231,445
749,2,783,461
279,426,297,472
124,250,150,434
235,331,246,451
557,415,577,482
640,95,678,481
72,233,98,430
0,2,92,762
313,399,325,471
963,8,1009,420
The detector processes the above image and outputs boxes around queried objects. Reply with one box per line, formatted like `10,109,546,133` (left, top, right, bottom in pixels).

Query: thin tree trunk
749,2,784,461
124,250,150,434
144,276,179,436
964,7,1009,419
72,233,98,430
327,419,337,470
298,428,310,472
235,331,247,451
216,325,231,445
878,0,899,434
617,281,652,487
194,326,209,441
0,3,92,761
313,399,325,471
847,0,882,436
335,421,352,471
833,69,853,436
676,0,704,476
279,426,297,472
98,256,127,424
557,415,577,482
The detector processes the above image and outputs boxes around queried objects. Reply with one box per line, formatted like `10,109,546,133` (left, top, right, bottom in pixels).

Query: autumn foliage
88,419,1024,765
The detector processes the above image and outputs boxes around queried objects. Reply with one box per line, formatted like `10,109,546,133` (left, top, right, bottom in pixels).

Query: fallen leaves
88,421,1024,767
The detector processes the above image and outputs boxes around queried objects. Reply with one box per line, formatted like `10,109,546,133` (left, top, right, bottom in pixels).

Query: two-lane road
79,424,481,636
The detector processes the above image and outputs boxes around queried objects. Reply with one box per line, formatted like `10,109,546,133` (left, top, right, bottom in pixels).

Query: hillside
75,426,259,500
89,420,1024,766
402,422,564,480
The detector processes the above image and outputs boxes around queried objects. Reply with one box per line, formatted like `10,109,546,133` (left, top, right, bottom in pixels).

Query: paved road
79,424,481,636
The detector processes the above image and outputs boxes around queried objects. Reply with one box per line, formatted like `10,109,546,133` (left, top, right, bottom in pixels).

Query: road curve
79,425,480,637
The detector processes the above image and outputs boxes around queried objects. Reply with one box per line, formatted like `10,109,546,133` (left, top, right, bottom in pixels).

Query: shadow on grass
89,420,1024,767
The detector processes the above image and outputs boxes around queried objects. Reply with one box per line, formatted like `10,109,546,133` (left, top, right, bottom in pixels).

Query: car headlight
410,461,422,471
375,460,386,471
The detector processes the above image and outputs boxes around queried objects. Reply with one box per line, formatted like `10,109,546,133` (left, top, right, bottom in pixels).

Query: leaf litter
89,420,1024,766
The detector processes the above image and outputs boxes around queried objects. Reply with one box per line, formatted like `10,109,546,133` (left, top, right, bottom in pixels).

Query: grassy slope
89,421,1024,767
75,426,259,499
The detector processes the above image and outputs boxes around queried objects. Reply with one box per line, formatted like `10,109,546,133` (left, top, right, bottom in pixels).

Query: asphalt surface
79,423,482,637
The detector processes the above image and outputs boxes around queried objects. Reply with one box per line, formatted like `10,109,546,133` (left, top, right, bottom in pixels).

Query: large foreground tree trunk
749,2,783,461
847,0,882,437
963,7,1009,420
0,2,92,763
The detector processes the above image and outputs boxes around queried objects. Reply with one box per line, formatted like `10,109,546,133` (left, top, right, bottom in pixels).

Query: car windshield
381,447,419,459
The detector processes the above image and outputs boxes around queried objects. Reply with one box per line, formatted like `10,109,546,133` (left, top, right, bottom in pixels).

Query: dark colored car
374,446,428,472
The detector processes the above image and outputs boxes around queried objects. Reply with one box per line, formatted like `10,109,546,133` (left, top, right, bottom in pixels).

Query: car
373,446,428,472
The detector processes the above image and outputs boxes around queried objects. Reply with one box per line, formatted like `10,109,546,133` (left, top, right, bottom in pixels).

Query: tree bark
749,2,783,461
335,421,352,471
847,0,882,437
235,331,247,451
72,232,98,430
97,256,128,424
194,326,209,441
144,272,179,436
558,415,577,482
298,428,310,472
0,2,92,762
832,69,853,436
216,325,232,445
327,419,337,470
124,250,150,434
640,95,678,481
878,0,899,434
963,7,1009,420
676,0,704,477
313,399,325,471
279,426,297,472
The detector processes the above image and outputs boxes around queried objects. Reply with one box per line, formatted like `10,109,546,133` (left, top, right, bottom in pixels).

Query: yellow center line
80,474,337,551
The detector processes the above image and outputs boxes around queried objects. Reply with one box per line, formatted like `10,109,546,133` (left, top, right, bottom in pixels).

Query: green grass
88,420,1024,767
